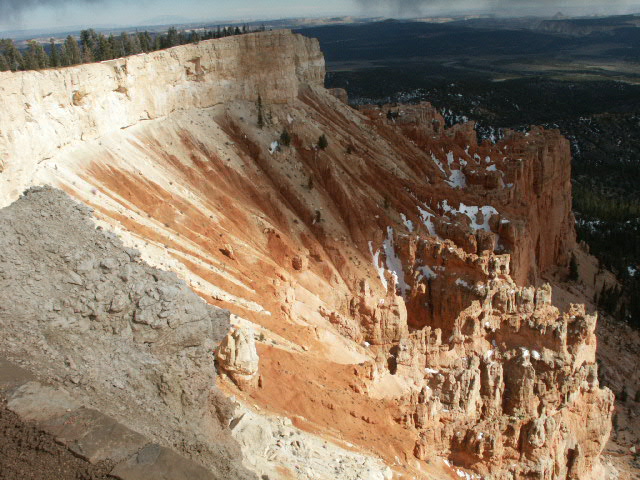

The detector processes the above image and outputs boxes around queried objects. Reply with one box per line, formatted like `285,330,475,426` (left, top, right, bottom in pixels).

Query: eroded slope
0,30,616,480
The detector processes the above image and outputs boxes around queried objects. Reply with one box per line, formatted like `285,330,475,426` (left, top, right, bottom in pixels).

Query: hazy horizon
1,0,639,35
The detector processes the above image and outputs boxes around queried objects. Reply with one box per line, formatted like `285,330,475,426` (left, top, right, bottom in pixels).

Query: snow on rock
441,200,498,232
368,241,388,291
382,226,409,297
269,141,279,154
400,213,414,232
417,206,438,237
446,169,467,189
417,265,437,281
368,227,409,297
431,153,445,174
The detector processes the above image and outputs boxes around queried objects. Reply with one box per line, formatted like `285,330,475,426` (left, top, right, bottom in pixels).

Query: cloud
353,0,640,16
0,0,105,22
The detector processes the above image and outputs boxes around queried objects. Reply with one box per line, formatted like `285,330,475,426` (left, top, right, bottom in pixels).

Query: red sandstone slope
0,30,616,480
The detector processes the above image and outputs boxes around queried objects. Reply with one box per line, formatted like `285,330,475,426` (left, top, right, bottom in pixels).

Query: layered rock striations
0,30,613,479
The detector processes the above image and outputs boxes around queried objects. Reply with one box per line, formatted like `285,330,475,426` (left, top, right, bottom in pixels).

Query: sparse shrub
317,134,328,150
569,253,579,281
620,385,628,403
279,129,291,146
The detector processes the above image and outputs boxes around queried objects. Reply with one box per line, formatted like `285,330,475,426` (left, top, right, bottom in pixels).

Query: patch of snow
400,213,414,232
531,350,541,361
628,266,637,277
269,141,279,154
417,206,438,237
417,265,438,281
368,241,388,291
287,114,294,124
443,201,498,232
486,164,497,172
455,278,472,289
446,169,467,189
484,350,494,360
431,153,446,174
447,151,455,167
382,227,409,297
425,368,439,374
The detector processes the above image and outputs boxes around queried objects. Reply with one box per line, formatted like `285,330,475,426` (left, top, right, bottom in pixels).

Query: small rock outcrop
217,327,260,388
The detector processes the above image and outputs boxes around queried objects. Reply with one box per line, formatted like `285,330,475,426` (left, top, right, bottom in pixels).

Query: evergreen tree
82,43,94,63
0,53,9,71
166,27,179,47
569,253,579,281
129,34,142,54
1,39,23,71
62,35,81,65
49,38,60,68
36,41,49,69
257,94,264,129
23,40,49,70
96,34,113,61
107,34,117,59
80,29,98,61
137,31,152,52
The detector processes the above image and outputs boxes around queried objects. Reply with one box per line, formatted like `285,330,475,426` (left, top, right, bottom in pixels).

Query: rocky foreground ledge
0,186,254,479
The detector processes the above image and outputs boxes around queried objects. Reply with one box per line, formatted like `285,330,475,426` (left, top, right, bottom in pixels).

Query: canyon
0,30,630,479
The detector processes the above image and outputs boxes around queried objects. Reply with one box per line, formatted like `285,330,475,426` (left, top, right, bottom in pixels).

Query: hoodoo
0,30,615,479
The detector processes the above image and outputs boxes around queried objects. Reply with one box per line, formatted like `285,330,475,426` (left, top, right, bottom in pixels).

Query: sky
1,0,639,33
